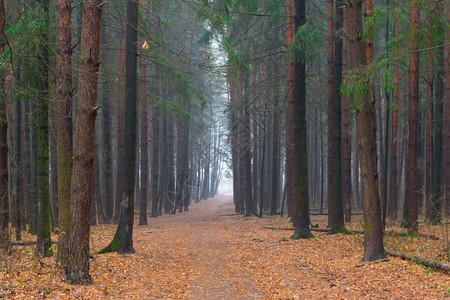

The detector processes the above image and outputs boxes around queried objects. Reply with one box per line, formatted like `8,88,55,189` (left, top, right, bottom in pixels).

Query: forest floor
1,195,449,299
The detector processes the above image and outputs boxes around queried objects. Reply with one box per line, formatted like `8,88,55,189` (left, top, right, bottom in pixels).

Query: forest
0,0,449,298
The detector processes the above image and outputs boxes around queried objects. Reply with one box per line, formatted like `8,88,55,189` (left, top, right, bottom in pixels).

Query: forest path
157,196,258,299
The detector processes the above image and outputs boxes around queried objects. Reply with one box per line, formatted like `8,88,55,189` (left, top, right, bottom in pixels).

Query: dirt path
173,196,258,299
2,195,449,299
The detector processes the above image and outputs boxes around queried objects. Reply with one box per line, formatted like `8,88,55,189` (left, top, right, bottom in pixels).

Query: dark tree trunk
443,2,450,217
13,92,21,241
114,21,126,223
99,4,114,223
285,0,295,220
326,0,334,229
139,11,148,225
0,103,8,251
406,0,419,234
49,92,58,231
346,0,385,261
0,2,9,250
342,9,352,222
117,0,139,253
243,68,253,216
252,68,258,212
291,0,313,239
424,53,433,220
167,118,175,213
389,0,400,220
28,97,38,234
329,0,346,233
151,102,160,217
430,46,443,223
56,0,73,262
21,98,31,232
64,0,102,284
36,0,52,257
270,102,280,215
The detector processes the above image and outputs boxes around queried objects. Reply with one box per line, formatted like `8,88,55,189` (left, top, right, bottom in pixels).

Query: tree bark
56,0,73,262
285,0,295,220
424,53,432,220
326,0,335,228
114,21,126,223
100,12,114,222
0,0,8,251
291,0,313,239
243,68,253,216
36,0,52,257
346,0,385,261
139,2,148,224
443,1,450,217
64,0,102,284
342,7,352,223
406,0,419,234
117,0,138,253
389,0,400,220
13,90,21,241
329,0,347,233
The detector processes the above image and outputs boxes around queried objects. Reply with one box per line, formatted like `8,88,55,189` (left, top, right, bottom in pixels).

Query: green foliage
292,15,325,65
3,6,56,101
150,94,191,120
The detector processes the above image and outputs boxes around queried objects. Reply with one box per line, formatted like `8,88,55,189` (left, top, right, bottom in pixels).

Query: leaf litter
1,195,449,299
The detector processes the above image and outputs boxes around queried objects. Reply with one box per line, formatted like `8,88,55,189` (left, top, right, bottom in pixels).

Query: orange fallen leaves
1,195,449,299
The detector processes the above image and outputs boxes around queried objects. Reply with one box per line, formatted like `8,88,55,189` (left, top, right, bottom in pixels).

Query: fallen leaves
1,195,449,299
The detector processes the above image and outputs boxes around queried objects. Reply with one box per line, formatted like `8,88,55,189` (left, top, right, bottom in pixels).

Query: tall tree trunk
114,21,126,223
329,0,346,233
99,4,114,223
389,0,400,220
56,0,73,262
291,0,313,239
443,2,450,217
0,0,9,250
252,67,258,212
406,0,419,234
49,92,58,231
285,0,295,219
151,99,160,217
64,0,102,283
0,105,8,252
28,97,38,234
342,8,352,222
430,45,444,223
36,0,52,257
243,68,253,216
139,4,148,224
326,0,334,228
424,53,432,220
237,83,246,215
21,98,31,231
117,0,138,253
13,91,21,241
270,100,280,215
346,0,385,261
